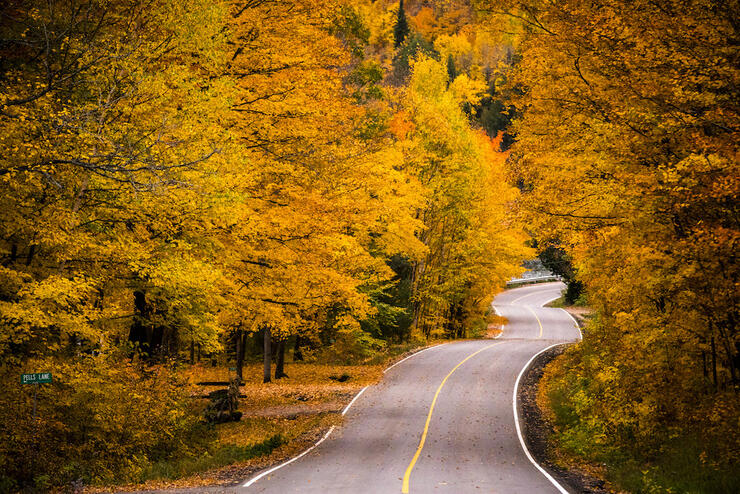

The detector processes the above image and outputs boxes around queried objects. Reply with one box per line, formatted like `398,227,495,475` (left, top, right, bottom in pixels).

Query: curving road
242,282,580,493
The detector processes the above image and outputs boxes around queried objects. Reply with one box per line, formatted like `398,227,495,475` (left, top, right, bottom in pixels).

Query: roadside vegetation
497,1,739,491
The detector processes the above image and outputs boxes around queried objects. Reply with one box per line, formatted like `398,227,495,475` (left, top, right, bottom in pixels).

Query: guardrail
506,275,561,286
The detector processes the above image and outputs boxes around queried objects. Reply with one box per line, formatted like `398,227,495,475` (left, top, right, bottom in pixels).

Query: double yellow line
401,341,503,493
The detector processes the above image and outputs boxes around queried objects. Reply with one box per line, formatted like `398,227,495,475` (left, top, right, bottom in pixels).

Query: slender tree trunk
190,338,195,364
715,321,738,386
235,329,244,383
711,335,718,388
263,326,272,383
293,335,304,361
26,244,35,266
275,339,287,379
128,290,149,356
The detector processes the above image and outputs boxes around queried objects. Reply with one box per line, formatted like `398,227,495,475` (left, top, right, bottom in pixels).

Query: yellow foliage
487,0,740,474
401,56,530,338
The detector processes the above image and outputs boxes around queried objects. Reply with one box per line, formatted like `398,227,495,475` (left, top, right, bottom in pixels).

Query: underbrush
540,344,740,494
0,356,211,492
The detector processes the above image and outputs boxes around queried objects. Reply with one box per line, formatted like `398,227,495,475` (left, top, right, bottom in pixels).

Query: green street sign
21,372,52,384
229,367,237,372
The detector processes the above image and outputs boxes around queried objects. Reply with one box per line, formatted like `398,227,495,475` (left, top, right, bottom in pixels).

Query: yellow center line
401,341,503,493
525,305,544,339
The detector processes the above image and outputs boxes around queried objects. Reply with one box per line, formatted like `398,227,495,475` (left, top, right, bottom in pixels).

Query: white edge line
513,342,571,494
560,308,584,340
383,344,440,374
342,385,369,416
243,425,336,488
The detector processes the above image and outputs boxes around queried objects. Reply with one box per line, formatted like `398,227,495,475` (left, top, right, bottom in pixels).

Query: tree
0,0,229,363
482,0,740,468
213,0,426,376
394,0,410,48
538,244,583,304
399,56,530,339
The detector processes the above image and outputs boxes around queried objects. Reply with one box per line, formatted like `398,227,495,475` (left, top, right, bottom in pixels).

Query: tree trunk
711,335,718,388
235,329,244,383
263,326,272,383
293,335,304,361
25,244,35,266
190,338,195,364
128,290,149,356
275,339,287,379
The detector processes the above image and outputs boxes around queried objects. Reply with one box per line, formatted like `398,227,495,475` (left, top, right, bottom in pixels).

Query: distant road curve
242,282,580,493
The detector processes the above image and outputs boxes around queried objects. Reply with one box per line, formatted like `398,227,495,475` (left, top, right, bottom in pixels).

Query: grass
141,434,286,481
544,295,567,308
543,294,589,309
559,434,740,494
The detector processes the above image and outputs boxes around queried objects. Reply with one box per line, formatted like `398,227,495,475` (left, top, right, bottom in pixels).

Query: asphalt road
243,282,580,493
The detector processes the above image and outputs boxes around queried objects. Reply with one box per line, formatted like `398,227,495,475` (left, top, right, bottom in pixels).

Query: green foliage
538,245,584,304
360,255,414,342
331,5,370,58
391,33,439,83
348,60,385,102
141,435,285,482
393,0,410,48
446,54,458,83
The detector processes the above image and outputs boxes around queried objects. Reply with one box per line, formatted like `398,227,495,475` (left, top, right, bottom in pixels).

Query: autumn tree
0,0,230,363
213,0,425,380
0,0,231,488
399,56,529,339
479,0,740,474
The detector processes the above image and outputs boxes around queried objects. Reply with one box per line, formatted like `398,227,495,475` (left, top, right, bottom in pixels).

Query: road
243,282,580,493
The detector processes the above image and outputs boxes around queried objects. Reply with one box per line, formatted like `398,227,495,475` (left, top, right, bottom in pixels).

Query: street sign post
21,372,52,447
